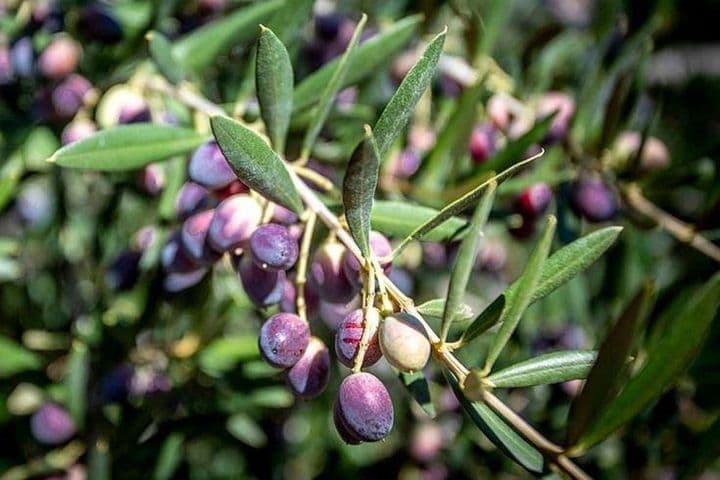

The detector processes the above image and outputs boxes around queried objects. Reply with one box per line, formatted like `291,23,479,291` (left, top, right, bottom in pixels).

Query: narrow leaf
301,14,366,159
49,125,207,171
210,116,304,215
566,282,655,447
153,433,184,480
65,341,89,429
0,335,41,377
256,26,293,153
371,200,467,242
460,294,506,345
483,216,557,373
147,31,184,84
487,350,597,388
172,0,284,72
227,413,268,448
441,181,496,341
394,149,544,256
373,29,446,159
417,298,474,325
399,371,436,418
293,15,421,112
198,335,261,377
445,370,545,473
506,226,623,305
343,124,379,257
575,273,720,451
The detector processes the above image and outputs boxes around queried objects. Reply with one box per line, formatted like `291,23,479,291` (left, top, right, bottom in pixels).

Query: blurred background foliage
0,0,719,479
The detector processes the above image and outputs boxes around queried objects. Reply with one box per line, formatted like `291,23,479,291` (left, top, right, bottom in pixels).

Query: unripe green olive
379,313,431,373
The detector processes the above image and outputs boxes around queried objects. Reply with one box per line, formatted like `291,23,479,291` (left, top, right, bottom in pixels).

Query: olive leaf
301,14,366,160
343,125,380,257
574,273,720,451
154,433,184,480
483,216,557,373
147,31,184,84
370,200,467,242
172,0,284,73
417,298,474,325
48,125,207,171
210,116,304,215
65,341,89,429
256,26,294,153
459,294,506,345
487,350,597,388
0,335,41,378
566,282,655,447
293,15,421,112
399,371,436,418
373,28,446,159
441,181,496,341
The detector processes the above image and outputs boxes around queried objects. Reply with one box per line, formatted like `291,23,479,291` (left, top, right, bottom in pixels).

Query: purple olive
286,337,330,399
189,140,236,190
422,242,447,270
250,223,299,272
132,225,158,252
571,178,618,223
335,308,382,368
334,372,394,443
475,238,507,272
387,267,415,296
175,182,214,221
37,36,81,79
10,37,34,79
319,297,360,331
207,194,261,253
0,44,13,85
30,403,75,445
279,278,319,320
51,74,92,118
379,313,431,373
16,177,55,229
410,422,445,463
342,231,392,287
181,210,222,264
537,91,575,144
469,124,496,164
388,148,421,179
105,249,141,291
514,183,553,219
163,267,208,292
161,230,200,273
117,96,151,124
271,205,299,225
258,312,310,368
61,118,96,145
78,4,124,44
238,254,285,307
309,243,358,303
98,364,134,403
137,163,165,196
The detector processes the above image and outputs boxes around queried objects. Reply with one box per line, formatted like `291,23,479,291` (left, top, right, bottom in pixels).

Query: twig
295,212,317,323
622,183,720,263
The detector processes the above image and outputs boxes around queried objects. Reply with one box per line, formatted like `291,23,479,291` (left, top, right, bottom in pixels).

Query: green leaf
487,350,597,388
293,15,421,113
147,31,184,84
566,282,655,447
417,298,474,325
172,0,284,73
399,371,436,418
153,433,184,480
370,200,467,242
415,82,485,192
343,125,380,257
199,335,260,377
256,26,293,153
459,294,506,345
575,273,720,451
483,216,557,373
158,157,186,221
301,14,366,160
227,413,268,448
373,29,446,159
65,341,89,429
445,370,545,473
49,125,207,171
0,154,24,212
394,149,544,256
0,336,41,378
210,116,304,215
441,181,496,341
507,226,623,305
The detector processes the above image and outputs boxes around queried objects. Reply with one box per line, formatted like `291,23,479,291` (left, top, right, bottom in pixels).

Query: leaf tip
362,124,373,138
145,31,154,42
46,154,57,164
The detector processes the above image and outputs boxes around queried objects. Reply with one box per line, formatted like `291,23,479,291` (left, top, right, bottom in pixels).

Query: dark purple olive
335,308,382,368
341,231,392,287
137,164,165,196
98,364,134,403
207,194,261,253
309,243,358,303
271,205,299,225
163,268,208,292
0,44,12,85
514,183,553,219
315,13,343,41
161,231,200,274
51,74,92,118
250,223,299,271
105,249,141,291
387,267,415,296
10,37,34,79
181,210,222,264
334,372,394,443
189,140,236,190
238,255,285,307
258,312,310,368
78,4,124,44
30,403,75,445
287,337,330,399
117,97,151,124
319,297,360,331
175,182,214,221
571,178,618,223
469,124,496,164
